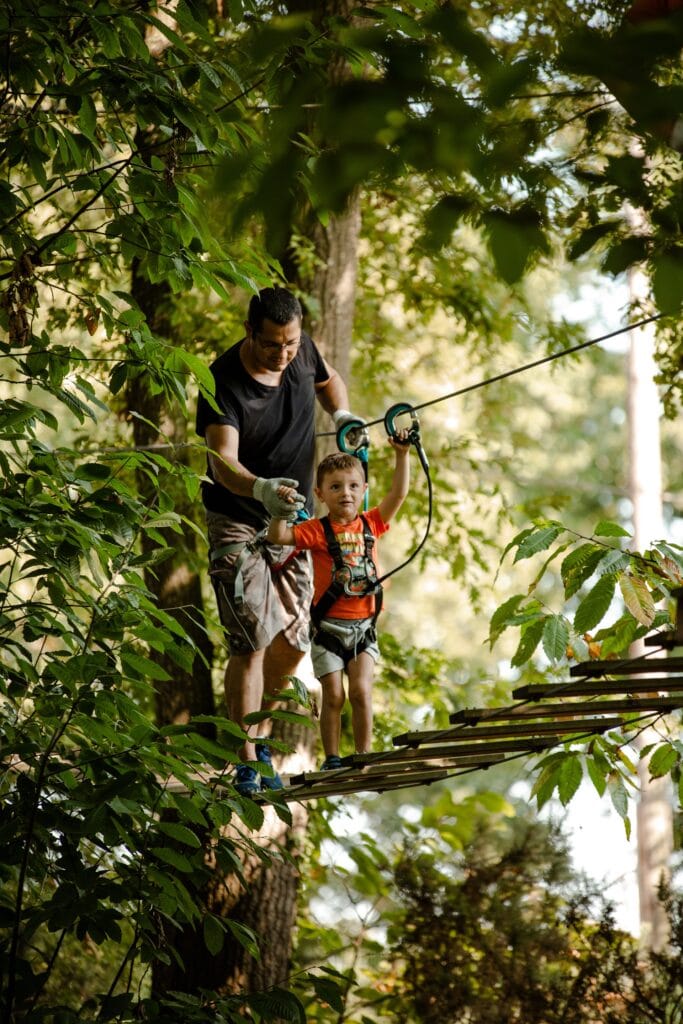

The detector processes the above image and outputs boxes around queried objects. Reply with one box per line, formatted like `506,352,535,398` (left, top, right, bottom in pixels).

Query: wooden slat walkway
258,631,683,803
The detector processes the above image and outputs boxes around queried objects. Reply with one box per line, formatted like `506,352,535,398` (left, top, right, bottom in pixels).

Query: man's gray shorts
312,617,380,678
206,511,312,656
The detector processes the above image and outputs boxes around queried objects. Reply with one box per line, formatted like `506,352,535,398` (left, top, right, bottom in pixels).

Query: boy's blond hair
316,452,365,488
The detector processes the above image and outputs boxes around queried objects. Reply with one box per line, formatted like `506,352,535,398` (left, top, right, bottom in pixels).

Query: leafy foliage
488,518,683,831
387,816,683,1024
3,0,683,1016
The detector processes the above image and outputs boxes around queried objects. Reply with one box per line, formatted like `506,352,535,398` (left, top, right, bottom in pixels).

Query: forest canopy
2,0,683,1021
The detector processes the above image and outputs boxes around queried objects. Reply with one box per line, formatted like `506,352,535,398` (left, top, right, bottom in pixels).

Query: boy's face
315,467,366,523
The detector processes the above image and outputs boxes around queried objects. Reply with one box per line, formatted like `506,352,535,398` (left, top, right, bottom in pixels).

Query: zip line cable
318,312,665,437
51,312,666,457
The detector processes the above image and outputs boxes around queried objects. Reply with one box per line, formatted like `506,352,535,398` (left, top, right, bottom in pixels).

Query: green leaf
568,221,615,261
619,575,655,627
594,520,630,538
608,777,629,820
310,974,346,1014
558,756,582,806
120,650,171,682
586,754,607,796
488,594,525,645
653,251,683,314
157,821,202,848
485,206,548,284
78,95,97,142
511,616,545,667
542,615,569,663
648,743,678,779
561,543,609,598
573,574,616,634
225,919,260,958
531,759,561,810
513,525,563,562
150,846,194,872
203,913,225,955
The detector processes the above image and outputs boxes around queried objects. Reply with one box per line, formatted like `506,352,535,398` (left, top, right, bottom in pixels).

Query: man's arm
378,437,411,524
315,358,350,415
205,424,305,516
205,423,256,497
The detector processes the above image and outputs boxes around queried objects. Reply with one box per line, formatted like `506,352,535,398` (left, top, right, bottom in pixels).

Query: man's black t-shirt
196,331,329,528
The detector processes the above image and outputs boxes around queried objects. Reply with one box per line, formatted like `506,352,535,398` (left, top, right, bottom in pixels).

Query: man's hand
253,477,306,518
333,408,369,450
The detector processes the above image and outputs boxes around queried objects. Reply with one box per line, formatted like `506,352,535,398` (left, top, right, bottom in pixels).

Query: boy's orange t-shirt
292,507,389,620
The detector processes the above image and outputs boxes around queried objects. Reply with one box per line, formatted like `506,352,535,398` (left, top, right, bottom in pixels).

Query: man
196,286,362,795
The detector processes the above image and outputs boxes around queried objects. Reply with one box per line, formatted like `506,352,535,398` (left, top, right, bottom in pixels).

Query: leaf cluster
487,516,683,831
0,417,305,1018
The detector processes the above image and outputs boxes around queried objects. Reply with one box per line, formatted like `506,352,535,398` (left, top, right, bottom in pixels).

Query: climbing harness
209,508,310,605
311,514,382,619
309,400,434,665
310,513,383,665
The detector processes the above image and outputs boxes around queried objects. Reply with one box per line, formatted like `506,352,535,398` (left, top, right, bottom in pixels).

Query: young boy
267,434,410,770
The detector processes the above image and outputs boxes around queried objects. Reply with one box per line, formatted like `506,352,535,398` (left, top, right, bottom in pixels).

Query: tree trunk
627,261,673,952
127,255,215,728
140,0,362,991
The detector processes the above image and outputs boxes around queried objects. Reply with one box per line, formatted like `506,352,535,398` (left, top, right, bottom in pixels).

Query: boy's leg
319,670,345,758
347,652,375,754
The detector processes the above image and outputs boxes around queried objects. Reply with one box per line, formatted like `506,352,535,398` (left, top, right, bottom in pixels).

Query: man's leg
225,649,265,762
263,631,306,705
347,652,375,754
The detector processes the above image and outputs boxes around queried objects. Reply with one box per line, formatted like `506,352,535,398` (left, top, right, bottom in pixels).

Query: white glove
253,477,305,518
333,408,369,449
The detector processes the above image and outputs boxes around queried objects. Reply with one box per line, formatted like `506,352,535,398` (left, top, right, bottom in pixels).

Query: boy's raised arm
378,434,411,524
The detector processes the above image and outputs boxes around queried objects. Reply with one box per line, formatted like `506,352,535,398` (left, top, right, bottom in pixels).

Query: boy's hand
388,428,411,450
276,484,305,523
254,476,305,517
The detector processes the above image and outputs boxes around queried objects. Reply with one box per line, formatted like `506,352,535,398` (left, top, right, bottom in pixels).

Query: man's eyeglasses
254,334,301,354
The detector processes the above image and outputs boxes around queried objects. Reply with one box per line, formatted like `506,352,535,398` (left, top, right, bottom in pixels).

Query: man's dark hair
247,287,302,332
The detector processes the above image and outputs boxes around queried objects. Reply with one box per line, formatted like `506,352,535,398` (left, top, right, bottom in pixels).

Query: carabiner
336,418,369,456
336,418,370,511
384,402,429,470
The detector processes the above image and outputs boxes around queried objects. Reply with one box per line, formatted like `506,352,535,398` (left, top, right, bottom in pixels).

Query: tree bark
127,257,215,729
627,259,673,952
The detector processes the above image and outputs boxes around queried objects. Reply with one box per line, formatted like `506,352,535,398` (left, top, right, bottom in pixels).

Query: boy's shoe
234,764,261,797
256,743,284,790
320,755,343,771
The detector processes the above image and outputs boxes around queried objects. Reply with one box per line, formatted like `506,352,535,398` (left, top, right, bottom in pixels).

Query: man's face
246,316,302,373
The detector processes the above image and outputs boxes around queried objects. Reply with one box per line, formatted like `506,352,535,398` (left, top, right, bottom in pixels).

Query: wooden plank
514,679,683,699
272,769,451,803
569,658,683,678
344,737,566,764
393,716,624,747
289,752,506,786
450,697,683,724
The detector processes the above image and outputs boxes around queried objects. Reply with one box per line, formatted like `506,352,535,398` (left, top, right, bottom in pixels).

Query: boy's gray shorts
312,617,380,678
206,511,312,656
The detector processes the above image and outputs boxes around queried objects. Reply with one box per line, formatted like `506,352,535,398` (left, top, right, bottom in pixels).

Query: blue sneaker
234,764,260,797
320,755,343,771
256,743,284,790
